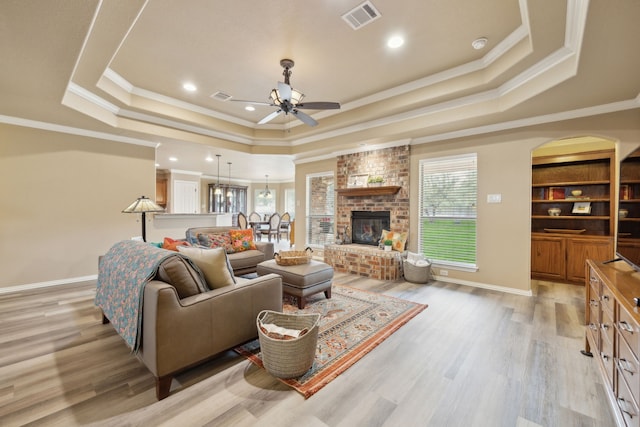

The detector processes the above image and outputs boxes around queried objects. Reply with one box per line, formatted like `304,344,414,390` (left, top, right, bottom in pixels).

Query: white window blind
306,173,335,247
419,153,477,268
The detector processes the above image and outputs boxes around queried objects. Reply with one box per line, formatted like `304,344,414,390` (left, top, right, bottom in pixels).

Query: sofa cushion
197,232,236,254
229,229,257,252
177,246,236,289
228,249,265,271
155,256,207,298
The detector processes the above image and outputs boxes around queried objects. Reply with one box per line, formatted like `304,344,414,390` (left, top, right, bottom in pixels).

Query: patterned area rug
234,283,427,398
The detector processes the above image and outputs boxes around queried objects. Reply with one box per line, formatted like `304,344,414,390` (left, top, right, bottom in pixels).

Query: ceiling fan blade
295,101,341,110
278,81,292,101
258,109,282,124
292,109,318,127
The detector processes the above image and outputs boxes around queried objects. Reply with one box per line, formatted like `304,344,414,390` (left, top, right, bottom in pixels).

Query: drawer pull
590,300,599,307
590,277,599,284
602,352,610,361
589,323,599,330
620,321,635,333
619,358,636,375
602,323,610,331
602,294,610,301
618,397,637,418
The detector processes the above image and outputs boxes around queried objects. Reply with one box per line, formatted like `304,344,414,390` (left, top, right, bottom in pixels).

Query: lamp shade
122,196,165,214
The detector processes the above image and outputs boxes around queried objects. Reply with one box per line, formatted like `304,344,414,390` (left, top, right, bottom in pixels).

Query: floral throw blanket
95,240,177,352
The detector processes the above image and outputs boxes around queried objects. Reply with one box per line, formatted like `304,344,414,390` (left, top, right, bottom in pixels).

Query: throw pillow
177,246,236,289
229,229,257,252
163,237,190,251
380,229,408,252
206,233,236,254
155,256,207,298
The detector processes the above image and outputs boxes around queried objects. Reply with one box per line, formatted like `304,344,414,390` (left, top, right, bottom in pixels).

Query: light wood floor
0,273,616,427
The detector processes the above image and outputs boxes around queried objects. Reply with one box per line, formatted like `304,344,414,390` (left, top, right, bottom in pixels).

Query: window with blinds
306,172,335,247
419,153,477,268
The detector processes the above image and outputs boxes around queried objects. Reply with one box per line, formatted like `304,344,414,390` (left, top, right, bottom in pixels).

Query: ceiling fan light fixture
269,87,304,106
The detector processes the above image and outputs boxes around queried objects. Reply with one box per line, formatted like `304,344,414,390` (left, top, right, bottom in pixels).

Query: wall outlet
440,269,448,276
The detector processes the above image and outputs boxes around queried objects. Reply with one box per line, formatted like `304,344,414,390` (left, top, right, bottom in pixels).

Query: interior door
173,180,199,213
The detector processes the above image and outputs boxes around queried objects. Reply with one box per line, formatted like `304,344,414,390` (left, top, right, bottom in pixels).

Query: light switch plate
487,194,502,203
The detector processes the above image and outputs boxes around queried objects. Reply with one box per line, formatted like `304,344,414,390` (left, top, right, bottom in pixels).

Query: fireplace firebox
351,211,390,246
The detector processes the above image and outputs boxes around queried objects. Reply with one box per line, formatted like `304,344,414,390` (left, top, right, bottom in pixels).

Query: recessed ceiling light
169,157,178,162
155,163,160,167
205,156,213,162
472,37,488,50
387,35,404,49
245,105,256,112
183,82,197,92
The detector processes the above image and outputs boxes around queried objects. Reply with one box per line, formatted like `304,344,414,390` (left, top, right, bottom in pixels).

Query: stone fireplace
351,210,390,246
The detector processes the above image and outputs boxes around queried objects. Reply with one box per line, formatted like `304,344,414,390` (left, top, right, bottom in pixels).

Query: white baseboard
0,275,98,295
432,275,533,297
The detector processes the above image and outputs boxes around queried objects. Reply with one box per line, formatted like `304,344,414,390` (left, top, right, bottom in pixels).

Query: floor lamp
122,196,165,242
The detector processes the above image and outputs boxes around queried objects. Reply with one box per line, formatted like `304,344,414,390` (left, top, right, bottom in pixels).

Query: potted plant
368,176,384,187
384,239,393,251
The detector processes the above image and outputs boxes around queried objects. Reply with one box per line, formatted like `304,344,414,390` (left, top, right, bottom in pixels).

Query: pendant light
226,162,233,198
214,154,222,195
259,174,272,199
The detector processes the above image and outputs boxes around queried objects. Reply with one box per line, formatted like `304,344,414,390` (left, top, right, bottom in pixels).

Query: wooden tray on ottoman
274,247,313,266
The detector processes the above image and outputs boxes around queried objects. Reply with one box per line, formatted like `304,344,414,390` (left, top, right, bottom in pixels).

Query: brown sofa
139,272,282,399
185,226,274,275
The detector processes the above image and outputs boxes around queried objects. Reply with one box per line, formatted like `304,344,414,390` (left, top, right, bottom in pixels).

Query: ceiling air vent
341,1,381,30
210,91,232,101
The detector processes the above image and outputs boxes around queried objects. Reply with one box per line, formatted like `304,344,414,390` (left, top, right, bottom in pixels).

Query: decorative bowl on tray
548,208,561,216
571,190,582,197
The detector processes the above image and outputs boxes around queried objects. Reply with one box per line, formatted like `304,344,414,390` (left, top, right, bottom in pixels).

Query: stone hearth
324,244,403,280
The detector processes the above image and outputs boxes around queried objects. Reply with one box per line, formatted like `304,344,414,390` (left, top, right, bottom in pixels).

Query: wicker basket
257,310,321,378
403,259,431,284
274,247,313,266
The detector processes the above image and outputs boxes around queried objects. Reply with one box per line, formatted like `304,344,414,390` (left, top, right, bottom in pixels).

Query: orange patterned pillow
163,237,191,251
228,229,257,252
380,229,407,252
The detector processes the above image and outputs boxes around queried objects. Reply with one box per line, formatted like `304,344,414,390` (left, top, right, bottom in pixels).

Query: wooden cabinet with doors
531,150,614,284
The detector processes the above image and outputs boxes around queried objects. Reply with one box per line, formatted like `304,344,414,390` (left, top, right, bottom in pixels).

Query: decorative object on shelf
621,184,631,200
259,174,272,198
571,189,583,197
347,173,369,188
619,209,629,218
543,228,586,234
572,201,592,214
122,195,165,242
548,187,565,200
548,208,561,216
367,176,384,187
383,239,393,251
214,154,222,196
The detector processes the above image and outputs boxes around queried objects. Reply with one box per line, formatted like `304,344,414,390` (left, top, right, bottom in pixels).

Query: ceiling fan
233,59,340,127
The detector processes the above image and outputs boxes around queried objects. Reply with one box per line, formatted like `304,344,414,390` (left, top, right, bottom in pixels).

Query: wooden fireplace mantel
336,186,401,196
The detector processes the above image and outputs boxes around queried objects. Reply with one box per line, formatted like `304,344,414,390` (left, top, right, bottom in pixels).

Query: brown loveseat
139,272,282,399
185,226,274,275
97,240,283,400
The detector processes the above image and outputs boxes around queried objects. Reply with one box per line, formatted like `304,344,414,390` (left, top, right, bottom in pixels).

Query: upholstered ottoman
256,259,334,309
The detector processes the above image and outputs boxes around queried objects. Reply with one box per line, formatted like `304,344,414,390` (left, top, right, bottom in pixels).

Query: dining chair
237,212,248,229
249,211,262,239
259,212,281,242
279,212,291,241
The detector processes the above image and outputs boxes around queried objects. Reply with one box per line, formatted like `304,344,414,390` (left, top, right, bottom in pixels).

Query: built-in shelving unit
336,186,402,196
531,150,614,284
